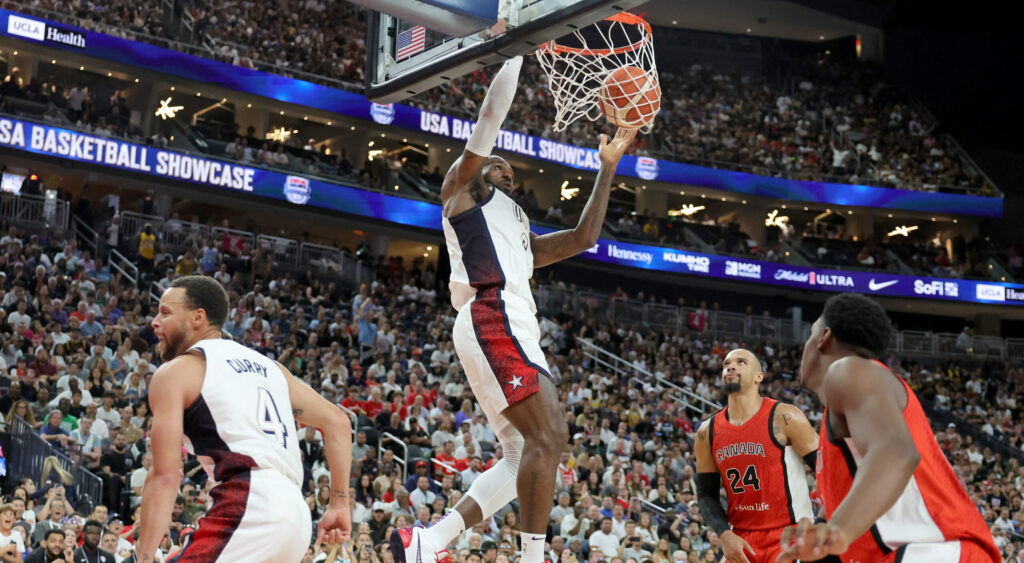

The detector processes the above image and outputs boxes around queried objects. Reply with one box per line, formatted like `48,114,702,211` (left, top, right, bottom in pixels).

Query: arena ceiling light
765,209,790,228
267,127,292,142
560,181,580,201
888,225,919,237
667,204,705,217
154,97,183,120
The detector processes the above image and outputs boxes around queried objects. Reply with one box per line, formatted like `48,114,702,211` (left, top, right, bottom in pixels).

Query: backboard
365,0,651,103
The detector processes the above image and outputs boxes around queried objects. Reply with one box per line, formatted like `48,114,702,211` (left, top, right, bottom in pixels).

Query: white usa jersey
442,187,537,312
183,338,302,486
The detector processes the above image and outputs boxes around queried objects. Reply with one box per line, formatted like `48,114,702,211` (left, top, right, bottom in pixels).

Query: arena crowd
6,0,996,195
0,197,1021,562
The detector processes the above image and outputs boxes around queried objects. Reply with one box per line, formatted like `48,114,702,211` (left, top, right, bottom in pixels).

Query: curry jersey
709,397,813,531
183,338,303,486
817,369,999,562
442,187,537,313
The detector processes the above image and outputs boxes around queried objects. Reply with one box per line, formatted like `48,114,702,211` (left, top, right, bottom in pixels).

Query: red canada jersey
709,398,813,531
817,369,1000,562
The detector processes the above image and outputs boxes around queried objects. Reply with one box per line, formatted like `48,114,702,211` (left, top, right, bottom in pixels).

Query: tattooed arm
773,403,819,468
280,362,353,546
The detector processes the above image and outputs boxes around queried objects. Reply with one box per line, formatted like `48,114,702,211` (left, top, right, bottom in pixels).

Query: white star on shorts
508,375,524,389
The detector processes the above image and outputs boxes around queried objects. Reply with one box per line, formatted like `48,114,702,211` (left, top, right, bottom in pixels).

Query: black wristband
803,450,817,469
695,472,730,535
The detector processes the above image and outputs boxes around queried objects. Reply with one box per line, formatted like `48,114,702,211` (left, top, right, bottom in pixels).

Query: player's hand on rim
719,529,756,563
776,517,849,562
598,127,638,166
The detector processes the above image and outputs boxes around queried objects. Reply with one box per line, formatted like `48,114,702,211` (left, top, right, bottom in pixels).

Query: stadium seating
10,0,999,195
1,193,1022,560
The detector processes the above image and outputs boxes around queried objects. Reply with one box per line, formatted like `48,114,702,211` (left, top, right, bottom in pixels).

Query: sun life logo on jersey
635,157,659,180
370,103,395,125
283,175,311,205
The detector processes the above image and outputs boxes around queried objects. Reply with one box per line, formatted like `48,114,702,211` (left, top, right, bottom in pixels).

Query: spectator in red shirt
361,387,385,419
404,376,435,409
31,349,58,379
433,440,458,478
68,302,88,324
340,387,366,415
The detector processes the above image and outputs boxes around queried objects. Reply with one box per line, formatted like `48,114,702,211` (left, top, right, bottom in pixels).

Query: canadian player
138,276,352,562
391,55,637,563
695,348,819,563
778,293,999,562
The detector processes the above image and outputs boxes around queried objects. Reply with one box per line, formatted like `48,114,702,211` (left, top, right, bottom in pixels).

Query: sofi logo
914,280,959,297
635,157,659,180
975,284,1005,302
8,15,46,41
370,103,395,125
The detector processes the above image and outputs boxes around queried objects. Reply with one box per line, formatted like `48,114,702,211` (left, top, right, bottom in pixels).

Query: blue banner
0,8,1003,218
563,237,1023,306
1,115,1019,307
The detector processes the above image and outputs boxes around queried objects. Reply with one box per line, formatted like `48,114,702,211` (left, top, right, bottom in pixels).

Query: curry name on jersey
183,338,303,486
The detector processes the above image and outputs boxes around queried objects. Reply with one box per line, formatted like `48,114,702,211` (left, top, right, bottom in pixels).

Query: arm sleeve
696,472,731,535
464,56,523,157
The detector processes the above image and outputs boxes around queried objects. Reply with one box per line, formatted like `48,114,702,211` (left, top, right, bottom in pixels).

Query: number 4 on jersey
257,387,288,448
726,465,761,494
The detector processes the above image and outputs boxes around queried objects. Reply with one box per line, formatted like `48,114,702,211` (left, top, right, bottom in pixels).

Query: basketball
599,65,661,129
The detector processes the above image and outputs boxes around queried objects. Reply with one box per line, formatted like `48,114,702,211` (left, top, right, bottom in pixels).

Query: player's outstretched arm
137,356,195,563
280,362,354,546
531,127,637,268
441,56,523,203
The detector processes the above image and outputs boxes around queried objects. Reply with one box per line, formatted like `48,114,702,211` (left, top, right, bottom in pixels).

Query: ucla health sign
1,114,1019,306
0,8,1003,218
7,13,85,48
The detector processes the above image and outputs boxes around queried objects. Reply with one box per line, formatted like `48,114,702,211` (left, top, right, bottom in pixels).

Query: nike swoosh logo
868,279,898,291
532,536,545,541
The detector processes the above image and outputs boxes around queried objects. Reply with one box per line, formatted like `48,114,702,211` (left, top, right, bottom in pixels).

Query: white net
535,12,659,133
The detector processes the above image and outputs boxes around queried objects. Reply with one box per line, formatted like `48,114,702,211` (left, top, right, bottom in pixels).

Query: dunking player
391,55,637,563
137,276,353,562
778,293,999,562
695,349,821,563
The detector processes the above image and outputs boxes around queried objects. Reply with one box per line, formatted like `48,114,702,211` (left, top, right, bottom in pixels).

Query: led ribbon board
1,115,1018,306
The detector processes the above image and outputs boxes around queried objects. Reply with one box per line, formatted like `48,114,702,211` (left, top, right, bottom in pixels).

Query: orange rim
538,12,652,56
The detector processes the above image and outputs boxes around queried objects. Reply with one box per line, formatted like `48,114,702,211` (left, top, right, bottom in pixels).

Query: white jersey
442,187,537,312
183,338,303,486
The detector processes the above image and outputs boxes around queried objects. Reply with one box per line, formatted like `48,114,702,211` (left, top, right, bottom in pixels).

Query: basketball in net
536,12,660,133
599,65,660,129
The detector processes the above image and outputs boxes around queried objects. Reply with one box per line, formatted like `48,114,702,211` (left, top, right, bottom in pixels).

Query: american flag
396,25,426,60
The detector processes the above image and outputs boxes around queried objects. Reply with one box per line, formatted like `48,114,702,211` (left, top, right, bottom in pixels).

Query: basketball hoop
536,12,659,133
